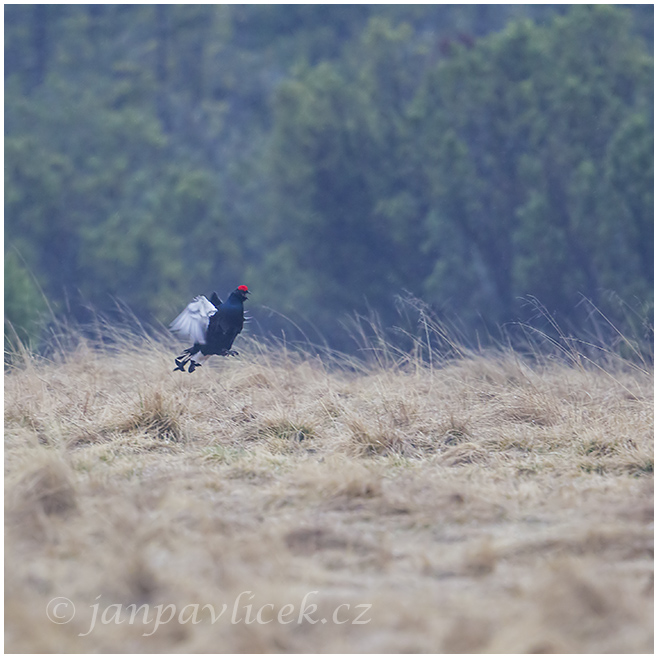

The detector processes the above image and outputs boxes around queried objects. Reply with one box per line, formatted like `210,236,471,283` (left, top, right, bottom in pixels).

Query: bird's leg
187,354,208,372
173,347,195,372
173,356,189,371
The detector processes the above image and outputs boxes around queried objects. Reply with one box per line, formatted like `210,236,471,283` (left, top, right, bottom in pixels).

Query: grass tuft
120,390,185,442
4,311,653,652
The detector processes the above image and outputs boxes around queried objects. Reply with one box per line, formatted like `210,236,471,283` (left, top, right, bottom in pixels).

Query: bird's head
236,285,250,301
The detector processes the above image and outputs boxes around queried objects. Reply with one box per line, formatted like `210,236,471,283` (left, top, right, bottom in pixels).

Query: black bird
170,285,250,373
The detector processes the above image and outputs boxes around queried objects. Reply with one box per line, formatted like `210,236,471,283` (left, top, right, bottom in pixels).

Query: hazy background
5,4,653,352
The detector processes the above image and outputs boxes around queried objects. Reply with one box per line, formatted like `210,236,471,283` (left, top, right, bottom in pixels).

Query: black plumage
170,285,250,373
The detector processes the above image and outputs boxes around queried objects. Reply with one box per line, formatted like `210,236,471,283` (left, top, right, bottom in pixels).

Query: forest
4,5,654,352
4,9,654,651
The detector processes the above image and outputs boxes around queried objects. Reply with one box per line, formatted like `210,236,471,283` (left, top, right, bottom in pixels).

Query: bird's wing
169,295,218,344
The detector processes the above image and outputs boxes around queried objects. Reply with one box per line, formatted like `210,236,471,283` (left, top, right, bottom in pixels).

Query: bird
169,285,250,373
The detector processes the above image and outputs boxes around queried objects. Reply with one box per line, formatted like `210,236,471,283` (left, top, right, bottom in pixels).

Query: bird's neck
227,293,243,306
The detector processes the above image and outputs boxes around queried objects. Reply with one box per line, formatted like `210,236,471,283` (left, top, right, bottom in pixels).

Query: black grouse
170,285,250,373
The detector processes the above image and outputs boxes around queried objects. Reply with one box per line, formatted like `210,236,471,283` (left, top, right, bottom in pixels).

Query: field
4,324,653,653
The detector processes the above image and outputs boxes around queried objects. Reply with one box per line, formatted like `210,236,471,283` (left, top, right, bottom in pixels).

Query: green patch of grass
202,445,246,465
579,462,607,475
624,458,653,477
262,420,315,442
581,438,617,457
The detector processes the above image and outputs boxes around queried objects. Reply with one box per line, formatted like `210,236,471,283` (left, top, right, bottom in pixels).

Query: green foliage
264,19,430,328
264,5,653,340
416,6,653,330
5,250,46,350
4,5,653,349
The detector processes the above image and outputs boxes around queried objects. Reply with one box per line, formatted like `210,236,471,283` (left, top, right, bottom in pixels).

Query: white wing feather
169,295,217,345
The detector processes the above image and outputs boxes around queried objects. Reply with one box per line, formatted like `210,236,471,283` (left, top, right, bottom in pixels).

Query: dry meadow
4,325,653,652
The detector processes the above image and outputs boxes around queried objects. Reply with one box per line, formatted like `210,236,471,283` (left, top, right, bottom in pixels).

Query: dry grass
5,327,653,652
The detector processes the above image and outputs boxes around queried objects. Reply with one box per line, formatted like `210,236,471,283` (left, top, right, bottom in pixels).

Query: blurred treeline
5,5,653,351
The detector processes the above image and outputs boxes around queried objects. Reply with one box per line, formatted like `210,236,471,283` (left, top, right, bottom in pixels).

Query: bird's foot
173,357,187,372
188,361,201,373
